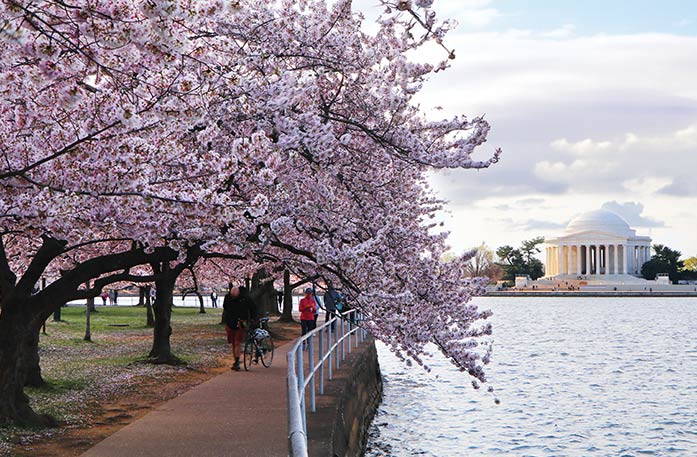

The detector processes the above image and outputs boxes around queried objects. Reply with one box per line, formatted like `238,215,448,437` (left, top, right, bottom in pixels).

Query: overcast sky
355,0,697,259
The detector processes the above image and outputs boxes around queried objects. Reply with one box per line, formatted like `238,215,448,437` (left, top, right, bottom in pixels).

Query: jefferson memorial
544,209,652,281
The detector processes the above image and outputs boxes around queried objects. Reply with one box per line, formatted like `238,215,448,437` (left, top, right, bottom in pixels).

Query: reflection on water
366,297,697,456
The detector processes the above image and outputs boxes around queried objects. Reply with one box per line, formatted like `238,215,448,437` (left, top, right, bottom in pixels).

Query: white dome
565,209,633,236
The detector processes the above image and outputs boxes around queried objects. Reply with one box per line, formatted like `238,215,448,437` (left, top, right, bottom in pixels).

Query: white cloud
414,32,697,113
533,158,617,183
533,124,697,193
541,24,576,38
600,201,665,227
622,177,674,195
550,138,614,155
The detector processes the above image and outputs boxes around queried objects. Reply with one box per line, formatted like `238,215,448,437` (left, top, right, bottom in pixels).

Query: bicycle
243,317,275,370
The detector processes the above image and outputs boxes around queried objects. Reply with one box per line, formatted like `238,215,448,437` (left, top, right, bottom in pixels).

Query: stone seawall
487,291,697,297
307,338,383,457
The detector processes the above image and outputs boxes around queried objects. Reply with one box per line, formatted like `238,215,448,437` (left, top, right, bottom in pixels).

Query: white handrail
287,310,367,456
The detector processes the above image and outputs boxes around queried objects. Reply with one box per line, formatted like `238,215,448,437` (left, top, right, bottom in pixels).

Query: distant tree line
459,237,545,284
495,237,545,282
641,245,697,283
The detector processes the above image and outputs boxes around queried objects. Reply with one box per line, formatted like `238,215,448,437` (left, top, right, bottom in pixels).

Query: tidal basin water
366,297,697,456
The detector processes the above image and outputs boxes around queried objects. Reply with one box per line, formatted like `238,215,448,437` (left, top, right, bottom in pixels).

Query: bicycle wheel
243,339,254,371
259,336,275,368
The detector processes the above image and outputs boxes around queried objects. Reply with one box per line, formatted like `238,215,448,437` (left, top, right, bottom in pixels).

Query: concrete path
80,342,293,457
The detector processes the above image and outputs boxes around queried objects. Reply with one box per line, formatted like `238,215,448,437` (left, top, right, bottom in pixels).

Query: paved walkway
80,341,294,457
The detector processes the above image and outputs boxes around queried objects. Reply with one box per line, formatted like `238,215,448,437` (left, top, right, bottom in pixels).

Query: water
366,297,697,456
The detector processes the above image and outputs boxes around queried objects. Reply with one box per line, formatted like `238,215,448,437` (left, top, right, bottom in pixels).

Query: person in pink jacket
299,287,317,337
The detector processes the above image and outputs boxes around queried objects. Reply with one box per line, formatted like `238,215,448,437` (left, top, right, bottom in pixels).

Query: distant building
544,209,651,280
515,275,531,288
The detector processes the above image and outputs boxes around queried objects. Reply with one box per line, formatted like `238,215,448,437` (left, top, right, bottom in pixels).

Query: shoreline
485,291,697,297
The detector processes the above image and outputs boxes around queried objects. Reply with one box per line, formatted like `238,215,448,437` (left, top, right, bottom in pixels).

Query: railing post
348,316,352,353
343,317,347,361
336,319,341,369
309,334,316,412
327,323,333,380
297,347,306,435
318,328,324,395
287,350,308,457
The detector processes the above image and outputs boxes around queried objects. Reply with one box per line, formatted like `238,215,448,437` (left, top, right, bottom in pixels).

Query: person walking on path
210,290,218,308
100,291,108,306
108,289,115,305
223,286,256,371
113,289,119,305
299,287,317,338
323,285,341,330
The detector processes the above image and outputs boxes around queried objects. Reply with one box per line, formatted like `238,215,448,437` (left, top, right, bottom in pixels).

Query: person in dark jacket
323,285,341,331
223,286,256,371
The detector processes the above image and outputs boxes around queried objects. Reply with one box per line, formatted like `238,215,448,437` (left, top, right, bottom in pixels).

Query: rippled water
366,297,697,456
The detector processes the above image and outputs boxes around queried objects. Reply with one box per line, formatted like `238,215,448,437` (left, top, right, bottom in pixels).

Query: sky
354,0,697,259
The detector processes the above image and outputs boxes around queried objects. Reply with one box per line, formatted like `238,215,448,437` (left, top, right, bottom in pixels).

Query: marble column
557,246,563,276
622,244,627,275
626,244,632,274
550,247,555,275
585,245,591,276
576,245,582,276
613,244,618,275
549,247,554,275
604,245,609,276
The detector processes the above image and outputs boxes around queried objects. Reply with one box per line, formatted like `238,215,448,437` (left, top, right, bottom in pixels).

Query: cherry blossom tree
0,0,500,423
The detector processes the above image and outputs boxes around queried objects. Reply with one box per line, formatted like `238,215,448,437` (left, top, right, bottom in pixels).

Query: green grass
27,377,88,394
42,305,223,337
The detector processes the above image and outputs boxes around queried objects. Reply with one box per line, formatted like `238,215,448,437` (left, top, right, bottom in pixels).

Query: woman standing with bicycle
223,286,256,371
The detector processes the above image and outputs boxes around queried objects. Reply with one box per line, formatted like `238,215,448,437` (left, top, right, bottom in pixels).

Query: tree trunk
87,295,97,313
0,307,52,425
52,306,62,322
250,269,278,317
196,291,205,314
84,296,93,341
148,267,182,365
280,269,294,322
22,326,44,388
145,285,155,327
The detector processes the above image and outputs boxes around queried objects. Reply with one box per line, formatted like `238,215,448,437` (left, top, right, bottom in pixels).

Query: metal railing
287,310,368,456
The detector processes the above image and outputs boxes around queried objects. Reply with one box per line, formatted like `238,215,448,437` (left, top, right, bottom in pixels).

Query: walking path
80,341,293,457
